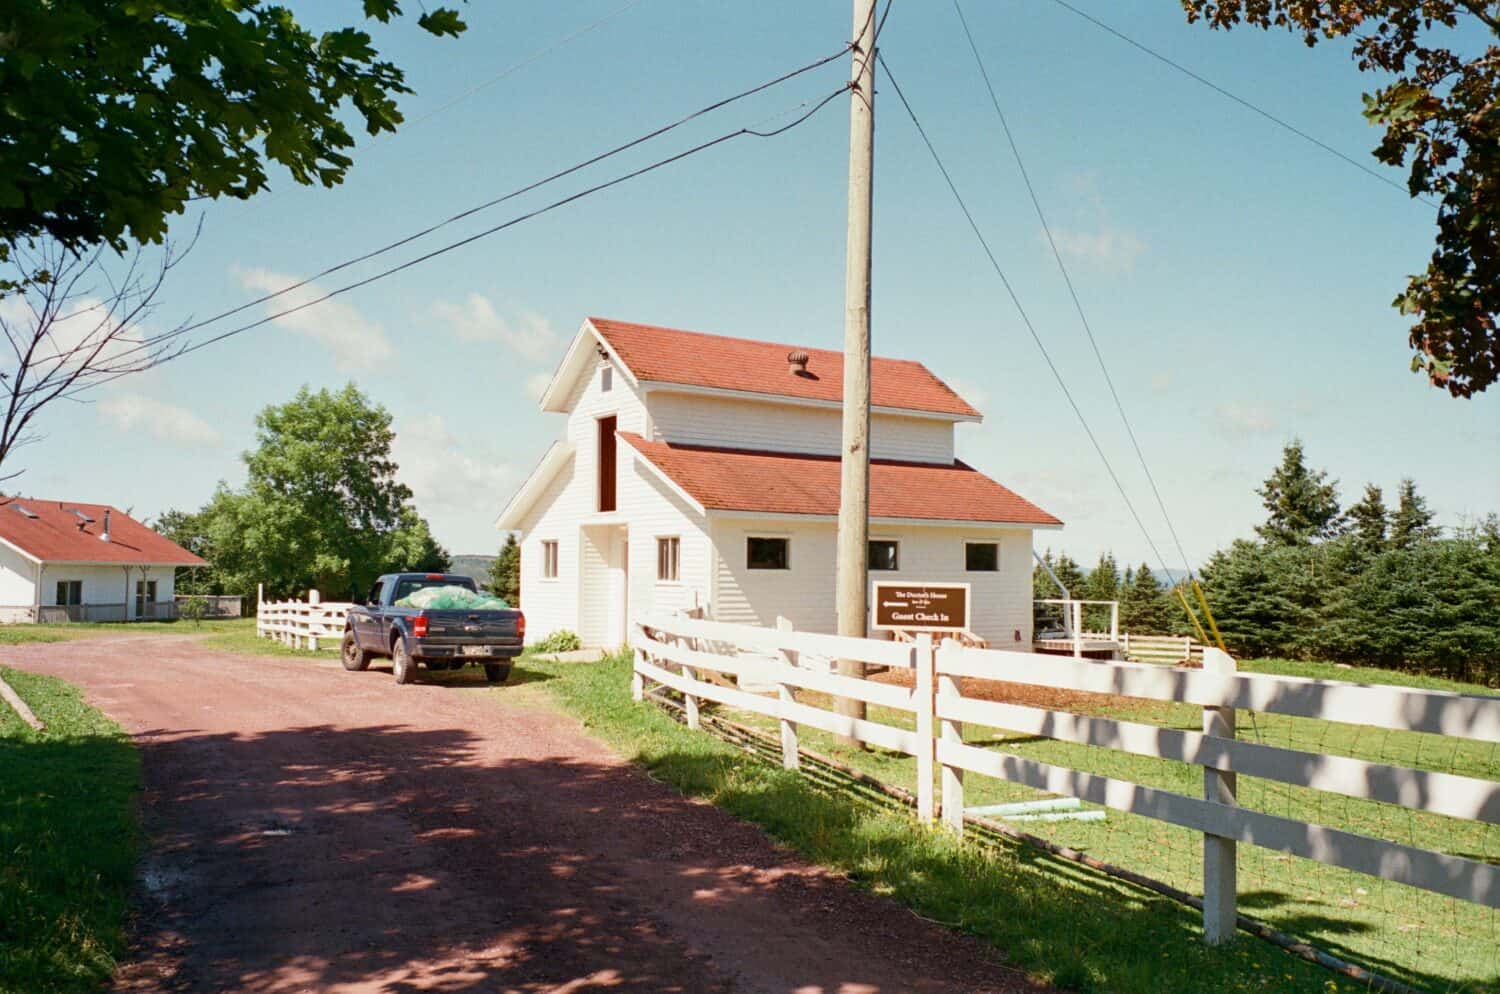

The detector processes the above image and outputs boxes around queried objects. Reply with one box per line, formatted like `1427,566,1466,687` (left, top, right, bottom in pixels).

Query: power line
104,42,853,368
951,0,1197,579
877,50,1178,581
1044,0,1433,207
65,85,852,399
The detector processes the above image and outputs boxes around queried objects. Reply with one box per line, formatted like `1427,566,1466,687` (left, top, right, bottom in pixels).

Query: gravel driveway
8,636,1035,994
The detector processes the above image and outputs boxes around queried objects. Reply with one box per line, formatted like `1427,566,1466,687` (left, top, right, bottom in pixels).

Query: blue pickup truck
340,572,525,685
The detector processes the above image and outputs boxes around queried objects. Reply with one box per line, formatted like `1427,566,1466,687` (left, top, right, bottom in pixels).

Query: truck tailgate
420,611,520,643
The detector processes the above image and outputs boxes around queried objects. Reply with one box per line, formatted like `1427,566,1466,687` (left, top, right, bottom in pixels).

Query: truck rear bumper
410,639,523,661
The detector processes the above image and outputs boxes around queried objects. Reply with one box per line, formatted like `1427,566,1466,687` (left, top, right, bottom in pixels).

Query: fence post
937,639,965,836
307,589,321,651
914,633,935,823
775,617,800,770
1110,601,1120,642
1072,601,1083,657
1201,646,1238,945
631,646,645,702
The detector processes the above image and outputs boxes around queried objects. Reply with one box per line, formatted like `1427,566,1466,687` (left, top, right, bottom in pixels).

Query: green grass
519,651,1403,994
0,617,248,645
194,617,327,657
0,667,139,994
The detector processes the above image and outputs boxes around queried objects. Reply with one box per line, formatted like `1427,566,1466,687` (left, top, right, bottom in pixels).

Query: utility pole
835,0,877,737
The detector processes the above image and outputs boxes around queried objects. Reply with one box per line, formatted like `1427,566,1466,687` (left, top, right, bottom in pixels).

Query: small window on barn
601,365,613,393
965,541,999,572
869,540,899,571
541,540,560,579
747,536,789,570
56,580,82,606
656,536,680,582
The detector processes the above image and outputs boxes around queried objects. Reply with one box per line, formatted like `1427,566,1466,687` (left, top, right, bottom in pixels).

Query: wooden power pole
835,0,878,734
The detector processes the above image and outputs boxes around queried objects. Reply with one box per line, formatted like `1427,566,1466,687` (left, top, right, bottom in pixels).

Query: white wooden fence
631,613,1500,945
1119,632,1207,664
256,589,351,651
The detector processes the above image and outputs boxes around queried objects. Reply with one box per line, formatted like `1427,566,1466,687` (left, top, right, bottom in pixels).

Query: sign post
871,582,971,633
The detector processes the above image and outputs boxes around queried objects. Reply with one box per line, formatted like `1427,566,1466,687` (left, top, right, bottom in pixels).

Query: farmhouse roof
0,500,208,566
540,317,981,420
618,433,1062,527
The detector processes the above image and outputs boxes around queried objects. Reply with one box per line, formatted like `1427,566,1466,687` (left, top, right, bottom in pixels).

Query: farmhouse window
747,537,789,570
56,580,82,606
597,415,617,513
601,365,613,392
965,542,999,572
869,540,899,571
135,579,158,616
541,540,560,579
657,536,680,582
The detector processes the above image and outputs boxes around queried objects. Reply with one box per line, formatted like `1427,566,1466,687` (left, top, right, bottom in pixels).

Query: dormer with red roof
497,317,1060,650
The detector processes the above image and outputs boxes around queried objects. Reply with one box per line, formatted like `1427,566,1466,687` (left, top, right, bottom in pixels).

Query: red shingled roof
589,318,980,419
618,433,1061,526
0,500,207,565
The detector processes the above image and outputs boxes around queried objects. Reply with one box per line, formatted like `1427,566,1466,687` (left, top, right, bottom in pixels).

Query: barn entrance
580,523,628,648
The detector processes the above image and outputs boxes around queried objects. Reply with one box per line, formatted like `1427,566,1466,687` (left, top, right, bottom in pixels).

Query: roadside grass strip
0,618,250,646
0,667,139,994
523,650,1400,994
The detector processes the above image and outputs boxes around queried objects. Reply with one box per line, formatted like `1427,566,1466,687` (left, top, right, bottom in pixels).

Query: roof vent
787,350,810,377
13,504,37,519
67,507,94,529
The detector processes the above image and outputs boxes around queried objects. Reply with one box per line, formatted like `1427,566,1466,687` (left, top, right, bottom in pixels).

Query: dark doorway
597,415,617,512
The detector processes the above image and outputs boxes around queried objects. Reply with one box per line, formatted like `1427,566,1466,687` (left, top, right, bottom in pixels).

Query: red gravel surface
9,636,1039,994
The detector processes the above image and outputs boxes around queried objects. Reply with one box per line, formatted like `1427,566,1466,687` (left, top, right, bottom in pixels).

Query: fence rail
631,612,1500,947
256,591,351,650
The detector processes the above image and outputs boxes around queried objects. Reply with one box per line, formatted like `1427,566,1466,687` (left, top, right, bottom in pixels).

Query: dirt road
10,636,1032,994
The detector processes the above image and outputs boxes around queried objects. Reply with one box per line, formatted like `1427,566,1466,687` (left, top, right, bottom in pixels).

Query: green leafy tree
493,533,521,605
0,0,466,281
1182,1,1500,396
1390,478,1441,549
1255,439,1343,546
154,507,212,594
1346,483,1390,555
197,383,447,597
1120,563,1171,634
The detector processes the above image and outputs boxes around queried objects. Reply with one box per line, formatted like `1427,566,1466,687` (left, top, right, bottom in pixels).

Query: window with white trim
656,536,680,582
747,536,789,570
541,540,559,579
965,541,999,572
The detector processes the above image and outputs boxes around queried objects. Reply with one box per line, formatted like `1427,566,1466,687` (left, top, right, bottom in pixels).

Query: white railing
1119,632,1207,664
632,613,1500,945
256,589,351,650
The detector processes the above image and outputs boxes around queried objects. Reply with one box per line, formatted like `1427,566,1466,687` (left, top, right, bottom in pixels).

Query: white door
606,530,629,648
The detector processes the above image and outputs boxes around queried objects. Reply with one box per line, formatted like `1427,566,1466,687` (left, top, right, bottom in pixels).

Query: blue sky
18,0,1499,568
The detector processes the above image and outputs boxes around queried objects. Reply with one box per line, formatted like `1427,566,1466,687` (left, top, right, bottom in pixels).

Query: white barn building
0,500,206,622
496,318,1061,649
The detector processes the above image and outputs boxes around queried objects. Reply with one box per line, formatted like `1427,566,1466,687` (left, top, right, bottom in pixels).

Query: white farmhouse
497,318,1061,648
0,500,206,622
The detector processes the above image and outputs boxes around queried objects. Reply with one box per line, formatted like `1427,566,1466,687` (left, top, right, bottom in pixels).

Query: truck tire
341,630,372,672
392,636,418,685
484,663,512,684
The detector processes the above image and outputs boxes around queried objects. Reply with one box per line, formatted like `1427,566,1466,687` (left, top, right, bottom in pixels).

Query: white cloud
0,293,149,382
233,266,392,369
1048,225,1147,274
523,372,553,401
97,393,223,448
1150,371,1173,395
431,294,556,361
947,377,991,415
1213,402,1277,437
392,413,513,531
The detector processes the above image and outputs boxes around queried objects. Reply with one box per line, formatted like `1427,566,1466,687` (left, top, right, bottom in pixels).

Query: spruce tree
1347,483,1389,555
492,533,521,605
1255,439,1343,546
1120,563,1170,633
1083,552,1121,631
1390,478,1441,549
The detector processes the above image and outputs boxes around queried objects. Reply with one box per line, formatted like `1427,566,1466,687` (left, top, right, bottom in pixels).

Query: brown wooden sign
871,582,970,632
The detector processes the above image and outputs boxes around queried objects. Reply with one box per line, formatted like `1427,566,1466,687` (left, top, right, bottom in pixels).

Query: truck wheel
341,630,372,672
484,663,512,684
392,637,418,685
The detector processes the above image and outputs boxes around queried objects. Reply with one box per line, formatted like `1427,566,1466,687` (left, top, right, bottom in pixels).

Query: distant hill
449,554,496,589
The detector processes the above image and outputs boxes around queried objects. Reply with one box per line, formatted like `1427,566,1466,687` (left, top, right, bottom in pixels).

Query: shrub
533,630,583,654
178,595,209,627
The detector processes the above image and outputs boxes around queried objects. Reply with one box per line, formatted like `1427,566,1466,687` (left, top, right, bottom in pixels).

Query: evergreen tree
1346,483,1389,555
1255,439,1343,546
1390,478,1441,549
1083,552,1121,631
493,533,521,605
1052,552,1086,597
1120,563,1170,633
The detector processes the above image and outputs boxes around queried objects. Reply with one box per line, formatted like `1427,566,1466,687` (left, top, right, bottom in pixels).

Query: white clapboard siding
937,694,1500,825
936,738,1500,909
939,645,1500,742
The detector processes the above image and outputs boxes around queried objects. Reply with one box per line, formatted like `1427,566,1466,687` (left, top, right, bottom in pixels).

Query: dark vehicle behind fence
341,573,524,685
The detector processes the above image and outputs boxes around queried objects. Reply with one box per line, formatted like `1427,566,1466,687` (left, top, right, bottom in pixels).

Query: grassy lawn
0,617,249,645
518,650,1413,994
0,667,139,994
